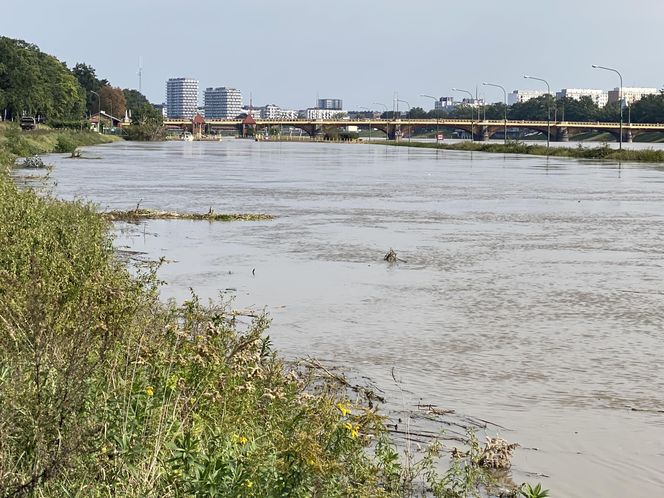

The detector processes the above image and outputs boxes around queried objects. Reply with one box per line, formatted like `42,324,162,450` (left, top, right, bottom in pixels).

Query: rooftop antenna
249,92,253,116
138,56,143,93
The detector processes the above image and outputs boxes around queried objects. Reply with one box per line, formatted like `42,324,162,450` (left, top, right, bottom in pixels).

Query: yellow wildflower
336,402,350,417
244,480,253,488
231,434,249,445
344,422,359,439
145,386,154,397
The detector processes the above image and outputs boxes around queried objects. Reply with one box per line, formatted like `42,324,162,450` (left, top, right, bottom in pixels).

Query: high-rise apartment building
204,87,243,119
166,78,199,119
317,98,343,110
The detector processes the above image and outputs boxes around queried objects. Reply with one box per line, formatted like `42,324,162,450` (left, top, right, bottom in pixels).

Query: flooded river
46,140,663,497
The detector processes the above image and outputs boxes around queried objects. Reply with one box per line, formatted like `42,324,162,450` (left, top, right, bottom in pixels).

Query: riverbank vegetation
0,122,117,160
378,139,664,163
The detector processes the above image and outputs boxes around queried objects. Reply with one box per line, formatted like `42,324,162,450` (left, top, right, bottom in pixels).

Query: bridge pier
386,124,402,141
555,126,569,142
479,126,490,141
625,129,633,143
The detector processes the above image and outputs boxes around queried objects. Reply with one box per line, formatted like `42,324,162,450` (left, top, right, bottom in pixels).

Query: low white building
262,104,280,119
556,88,608,107
279,109,298,119
304,108,347,120
508,90,546,105
608,87,660,105
434,97,455,111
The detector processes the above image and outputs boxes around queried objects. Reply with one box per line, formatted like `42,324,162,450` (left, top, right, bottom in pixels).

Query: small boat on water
180,131,194,142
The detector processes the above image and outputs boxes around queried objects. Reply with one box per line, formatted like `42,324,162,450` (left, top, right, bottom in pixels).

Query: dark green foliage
630,92,664,123
54,134,78,153
123,89,150,113
46,119,89,130
72,62,109,115
0,37,85,121
124,103,165,141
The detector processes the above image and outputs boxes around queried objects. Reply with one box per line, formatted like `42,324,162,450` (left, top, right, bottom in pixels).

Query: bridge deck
163,118,664,130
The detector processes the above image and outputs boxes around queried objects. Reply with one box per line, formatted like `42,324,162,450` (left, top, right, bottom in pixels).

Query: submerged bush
54,133,78,153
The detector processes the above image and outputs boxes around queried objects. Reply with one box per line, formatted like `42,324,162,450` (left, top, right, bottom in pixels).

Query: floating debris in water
102,208,274,222
384,248,406,263
20,155,48,169
478,437,519,469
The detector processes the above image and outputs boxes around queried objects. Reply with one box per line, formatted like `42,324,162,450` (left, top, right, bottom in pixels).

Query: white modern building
259,105,298,120
166,78,199,119
608,87,660,105
508,90,546,105
434,97,456,111
304,108,347,120
556,88,609,107
279,109,298,119
204,87,243,119
262,104,281,119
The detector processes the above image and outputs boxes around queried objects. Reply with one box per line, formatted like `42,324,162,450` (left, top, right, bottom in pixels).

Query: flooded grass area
43,138,664,497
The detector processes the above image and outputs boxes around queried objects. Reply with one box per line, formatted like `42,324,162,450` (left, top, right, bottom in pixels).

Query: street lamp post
524,74,551,149
397,99,411,141
483,82,508,144
420,94,440,141
452,88,475,141
592,64,623,150
90,90,101,133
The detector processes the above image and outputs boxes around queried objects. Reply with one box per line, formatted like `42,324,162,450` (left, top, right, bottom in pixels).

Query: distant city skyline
3,0,663,110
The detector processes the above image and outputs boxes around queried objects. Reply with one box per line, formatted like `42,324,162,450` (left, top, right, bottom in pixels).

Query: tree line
0,36,155,126
378,93,664,123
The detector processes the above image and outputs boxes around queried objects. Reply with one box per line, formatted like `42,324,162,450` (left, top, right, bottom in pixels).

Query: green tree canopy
72,62,109,115
122,89,150,114
0,37,85,121
629,93,664,123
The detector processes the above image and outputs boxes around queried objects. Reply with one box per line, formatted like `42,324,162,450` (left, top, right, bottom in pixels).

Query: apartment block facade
204,87,243,119
166,78,199,119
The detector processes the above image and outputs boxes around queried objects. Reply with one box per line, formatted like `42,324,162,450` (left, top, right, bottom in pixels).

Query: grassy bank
0,122,118,160
376,139,664,163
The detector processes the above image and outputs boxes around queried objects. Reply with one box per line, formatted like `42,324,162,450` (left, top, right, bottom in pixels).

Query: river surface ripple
46,140,664,497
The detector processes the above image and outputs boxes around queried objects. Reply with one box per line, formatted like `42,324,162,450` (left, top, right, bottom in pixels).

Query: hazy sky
3,0,663,110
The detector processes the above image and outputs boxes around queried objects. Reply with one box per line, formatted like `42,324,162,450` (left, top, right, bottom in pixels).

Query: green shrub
54,133,78,153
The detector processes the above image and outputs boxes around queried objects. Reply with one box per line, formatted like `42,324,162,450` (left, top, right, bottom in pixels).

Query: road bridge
163,117,664,142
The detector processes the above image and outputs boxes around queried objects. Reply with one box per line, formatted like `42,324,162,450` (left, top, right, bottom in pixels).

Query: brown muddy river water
44,140,663,496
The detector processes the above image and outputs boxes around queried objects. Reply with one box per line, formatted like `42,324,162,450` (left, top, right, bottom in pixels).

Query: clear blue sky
3,0,663,110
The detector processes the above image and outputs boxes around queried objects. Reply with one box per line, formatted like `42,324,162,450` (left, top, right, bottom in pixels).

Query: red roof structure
242,113,257,125
193,113,205,125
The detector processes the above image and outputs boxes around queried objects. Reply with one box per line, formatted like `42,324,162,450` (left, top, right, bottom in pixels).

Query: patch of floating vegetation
102,208,275,222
